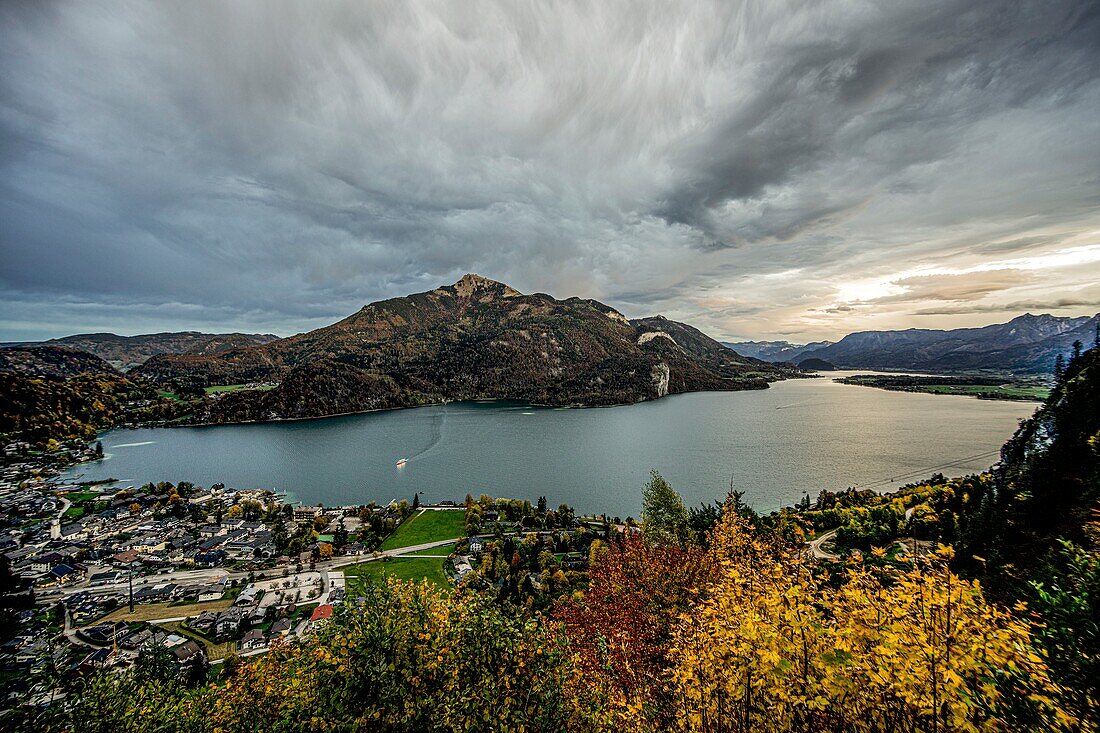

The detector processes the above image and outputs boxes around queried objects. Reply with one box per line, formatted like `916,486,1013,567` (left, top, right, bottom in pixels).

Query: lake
61,372,1036,518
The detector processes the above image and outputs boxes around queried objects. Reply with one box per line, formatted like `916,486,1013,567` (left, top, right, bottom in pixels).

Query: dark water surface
63,372,1035,517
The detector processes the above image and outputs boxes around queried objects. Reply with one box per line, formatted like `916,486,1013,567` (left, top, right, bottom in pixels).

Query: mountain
796,358,836,371
796,313,1099,374
134,274,794,422
0,345,120,378
20,331,280,371
722,340,832,363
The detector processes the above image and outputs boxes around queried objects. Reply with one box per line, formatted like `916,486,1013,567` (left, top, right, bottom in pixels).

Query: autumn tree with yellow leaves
666,509,1078,732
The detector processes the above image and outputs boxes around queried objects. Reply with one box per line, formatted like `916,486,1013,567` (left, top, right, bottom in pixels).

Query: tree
1028,538,1100,723
94,440,103,457
1054,352,1066,379
209,580,567,730
537,495,547,514
1072,339,1084,362
411,492,420,510
333,524,348,548
668,510,1076,732
221,651,240,680
226,504,243,519
641,470,689,547
465,504,482,536
556,503,575,526
587,538,608,567
182,653,209,687
555,532,716,728
133,643,175,683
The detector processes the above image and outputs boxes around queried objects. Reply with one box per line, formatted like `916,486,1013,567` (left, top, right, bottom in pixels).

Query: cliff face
134,275,793,422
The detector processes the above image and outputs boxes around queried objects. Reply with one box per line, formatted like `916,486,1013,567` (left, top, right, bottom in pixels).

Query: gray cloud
1,0,1098,342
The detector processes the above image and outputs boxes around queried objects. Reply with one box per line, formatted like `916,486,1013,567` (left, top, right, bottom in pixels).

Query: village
0,439,599,707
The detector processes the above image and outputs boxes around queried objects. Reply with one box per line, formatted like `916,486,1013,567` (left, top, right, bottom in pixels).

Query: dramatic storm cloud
1,0,1098,341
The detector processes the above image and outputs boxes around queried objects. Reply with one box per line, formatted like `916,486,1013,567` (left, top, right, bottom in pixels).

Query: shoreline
119,378,780,432
834,375,1047,402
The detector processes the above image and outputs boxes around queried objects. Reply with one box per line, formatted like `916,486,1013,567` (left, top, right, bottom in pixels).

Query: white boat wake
110,441,156,448
406,409,448,463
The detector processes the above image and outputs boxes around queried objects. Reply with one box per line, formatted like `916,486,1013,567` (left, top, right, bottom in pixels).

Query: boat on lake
396,458,408,467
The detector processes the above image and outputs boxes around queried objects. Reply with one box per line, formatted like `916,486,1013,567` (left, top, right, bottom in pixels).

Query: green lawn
157,390,182,401
343,557,449,592
62,490,102,503
380,510,465,551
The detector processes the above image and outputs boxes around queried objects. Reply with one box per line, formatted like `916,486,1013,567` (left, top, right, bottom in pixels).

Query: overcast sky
1,1,1098,343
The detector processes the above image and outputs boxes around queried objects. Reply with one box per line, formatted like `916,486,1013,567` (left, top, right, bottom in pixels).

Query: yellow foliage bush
667,510,1078,732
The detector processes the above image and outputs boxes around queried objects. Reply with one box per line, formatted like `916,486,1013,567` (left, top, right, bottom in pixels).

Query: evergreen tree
1054,353,1065,379
641,470,690,547
939,509,958,544
134,643,176,683
1072,339,1083,362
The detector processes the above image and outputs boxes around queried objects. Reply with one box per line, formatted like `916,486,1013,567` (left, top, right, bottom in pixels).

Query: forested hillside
27,331,279,371
0,346,118,378
0,373,137,445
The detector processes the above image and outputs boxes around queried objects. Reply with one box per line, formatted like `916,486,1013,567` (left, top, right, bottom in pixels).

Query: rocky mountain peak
450,273,521,299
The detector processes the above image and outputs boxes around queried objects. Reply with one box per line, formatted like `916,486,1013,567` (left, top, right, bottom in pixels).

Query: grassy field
380,510,465,551
157,390,182,401
61,490,104,503
916,384,1049,400
98,599,232,623
343,557,449,591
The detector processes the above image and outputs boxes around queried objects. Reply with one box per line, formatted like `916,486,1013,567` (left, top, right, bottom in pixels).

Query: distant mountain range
125,275,793,422
727,313,1099,374
722,340,833,363
5,331,279,371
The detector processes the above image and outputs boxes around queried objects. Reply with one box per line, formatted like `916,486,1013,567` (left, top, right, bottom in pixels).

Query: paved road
806,529,839,561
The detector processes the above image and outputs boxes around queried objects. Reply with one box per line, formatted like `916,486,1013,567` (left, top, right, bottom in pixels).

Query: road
806,529,839,561
56,497,71,521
